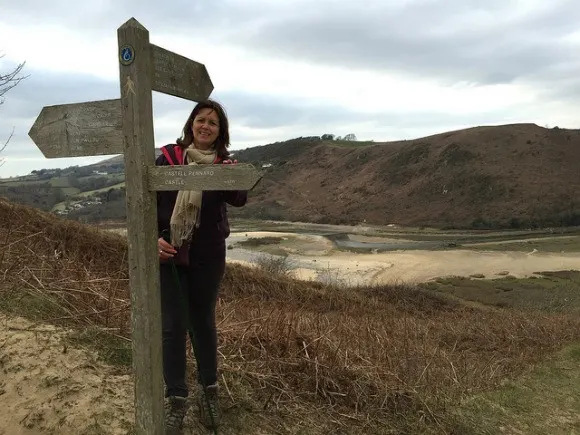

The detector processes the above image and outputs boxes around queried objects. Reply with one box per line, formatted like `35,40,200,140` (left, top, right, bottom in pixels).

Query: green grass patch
61,187,81,196
236,235,299,257
0,179,40,187
49,176,71,188
46,176,79,196
0,178,79,195
461,235,580,253
66,327,132,368
51,202,68,212
0,288,68,321
0,288,131,369
421,270,580,313
73,181,125,198
238,236,285,247
329,140,377,148
450,342,580,434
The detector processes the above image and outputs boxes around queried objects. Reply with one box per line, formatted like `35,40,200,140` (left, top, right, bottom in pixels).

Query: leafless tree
1,54,28,167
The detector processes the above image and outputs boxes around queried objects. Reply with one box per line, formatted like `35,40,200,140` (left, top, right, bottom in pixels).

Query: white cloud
0,17,549,116
0,23,118,82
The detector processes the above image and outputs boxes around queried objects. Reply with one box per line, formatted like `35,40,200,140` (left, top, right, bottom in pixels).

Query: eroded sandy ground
0,314,134,435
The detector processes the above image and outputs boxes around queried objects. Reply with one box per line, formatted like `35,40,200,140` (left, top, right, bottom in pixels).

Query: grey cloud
3,71,117,118
213,90,373,129
7,0,577,176
222,0,580,89
6,0,578,94
213,90,526,145
1,0,253,38
1,59,517,165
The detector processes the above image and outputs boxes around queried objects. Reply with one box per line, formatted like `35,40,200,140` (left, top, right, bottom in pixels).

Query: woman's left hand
222,159,238,164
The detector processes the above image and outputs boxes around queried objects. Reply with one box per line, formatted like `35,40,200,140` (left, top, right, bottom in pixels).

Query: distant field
49,177,79,196
0,179,40,186
0,176,80,196
48,176,71,187
0,174,123,199
50,181,126,212
329,140,377,148
74,181,125,198
422,270,580,313
459,235,580,253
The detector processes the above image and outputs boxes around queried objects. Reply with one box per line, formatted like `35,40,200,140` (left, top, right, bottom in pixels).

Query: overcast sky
1,0,579,177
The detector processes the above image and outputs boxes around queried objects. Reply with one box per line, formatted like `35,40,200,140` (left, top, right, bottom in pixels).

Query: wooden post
117,19,164,434
29,17,262,435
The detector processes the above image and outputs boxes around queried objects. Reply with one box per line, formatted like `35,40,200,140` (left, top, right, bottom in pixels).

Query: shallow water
325,233,445,252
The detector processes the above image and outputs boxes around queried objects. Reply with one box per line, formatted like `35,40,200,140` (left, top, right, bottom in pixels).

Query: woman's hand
222,159,238,164
158,237,177,261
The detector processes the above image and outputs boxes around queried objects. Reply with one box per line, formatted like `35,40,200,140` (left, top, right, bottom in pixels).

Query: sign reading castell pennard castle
28,17,262,435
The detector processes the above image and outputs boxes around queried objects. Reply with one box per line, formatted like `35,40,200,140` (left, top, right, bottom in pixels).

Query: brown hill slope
234,124,580,229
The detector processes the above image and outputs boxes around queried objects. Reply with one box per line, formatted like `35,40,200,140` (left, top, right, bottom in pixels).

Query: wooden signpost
28,17,262,435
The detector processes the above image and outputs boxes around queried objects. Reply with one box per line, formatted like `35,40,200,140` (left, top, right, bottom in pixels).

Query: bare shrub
316,265,350,288
253,253,296,276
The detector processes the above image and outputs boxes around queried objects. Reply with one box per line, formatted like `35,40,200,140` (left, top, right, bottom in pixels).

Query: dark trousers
160,243,225,398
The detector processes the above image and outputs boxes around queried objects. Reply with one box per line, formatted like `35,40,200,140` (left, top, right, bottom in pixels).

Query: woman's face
192,108,220,150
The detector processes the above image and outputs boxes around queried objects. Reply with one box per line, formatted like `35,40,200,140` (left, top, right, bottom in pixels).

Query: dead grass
2,197,580,433
0,197,131,334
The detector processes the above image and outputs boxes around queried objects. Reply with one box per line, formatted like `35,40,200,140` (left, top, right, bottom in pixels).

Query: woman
156,99,247,433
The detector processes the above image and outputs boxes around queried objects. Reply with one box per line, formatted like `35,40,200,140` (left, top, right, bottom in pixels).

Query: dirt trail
0,314,134,435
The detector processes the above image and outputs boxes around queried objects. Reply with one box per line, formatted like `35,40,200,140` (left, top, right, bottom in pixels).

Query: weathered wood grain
151,44,213,102
117,18,164,435
148,163,262,191
28,99,123,158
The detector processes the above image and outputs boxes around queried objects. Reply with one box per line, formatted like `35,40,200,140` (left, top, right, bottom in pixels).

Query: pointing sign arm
147,164,262,191
28,99,123,158
150,44,213,102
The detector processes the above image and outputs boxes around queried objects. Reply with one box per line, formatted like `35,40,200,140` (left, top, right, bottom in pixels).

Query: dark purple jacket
155,144,247,251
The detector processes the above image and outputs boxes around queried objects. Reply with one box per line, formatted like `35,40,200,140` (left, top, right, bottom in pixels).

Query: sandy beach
226,231,580,285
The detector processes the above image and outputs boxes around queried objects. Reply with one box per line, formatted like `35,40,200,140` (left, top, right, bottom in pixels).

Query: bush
254,254,296,276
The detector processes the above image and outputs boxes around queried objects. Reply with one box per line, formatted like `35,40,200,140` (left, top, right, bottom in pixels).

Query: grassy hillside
1,197,580,433
0,163,126,221
233,124,580,229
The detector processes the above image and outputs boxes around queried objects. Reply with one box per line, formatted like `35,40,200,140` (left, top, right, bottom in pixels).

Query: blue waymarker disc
119,45,135,65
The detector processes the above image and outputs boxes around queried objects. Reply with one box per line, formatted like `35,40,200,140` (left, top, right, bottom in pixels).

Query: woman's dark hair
176,99,230,158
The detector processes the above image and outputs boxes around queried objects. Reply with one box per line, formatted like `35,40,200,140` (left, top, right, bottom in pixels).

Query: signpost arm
117,18,164,434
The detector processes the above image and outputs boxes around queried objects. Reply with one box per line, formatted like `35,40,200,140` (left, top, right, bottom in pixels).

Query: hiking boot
164,395,188,434
198,383,221,429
